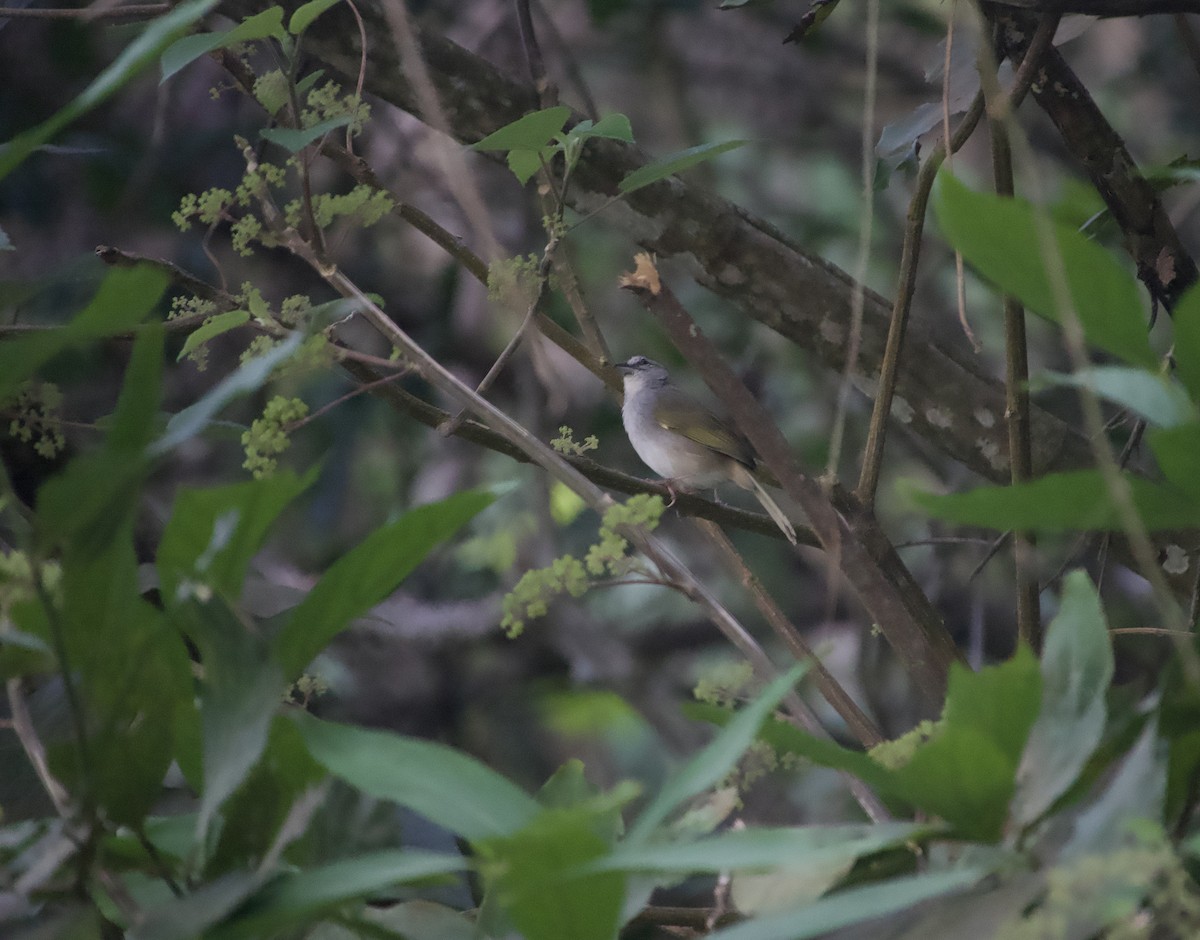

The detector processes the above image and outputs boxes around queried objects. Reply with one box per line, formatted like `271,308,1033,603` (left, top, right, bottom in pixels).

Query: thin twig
855,9,1060,507
692,524,890,822
980,19,1045,649
319,140,610,385
341,0,369,154
825,0,879,483
697,521,884,748
514,0,552,104
377,0,504,260
532,0,599,120
291,370,411,430
6,679,73,817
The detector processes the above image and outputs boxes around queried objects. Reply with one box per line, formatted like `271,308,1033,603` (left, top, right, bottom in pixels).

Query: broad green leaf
889,649,1040,842
353,902,478,940
1161,670,1200,824
205,717,326,875
51,523,189,826
260,115,353,153
481,808,624,940
35,325,164,551
1174,284,1200,402
887,874,1048,940
595,822,928,874
1033,367,1196,428
1148,422,1200,503
132,871,263,940
0,264,170,402
1012,571,1113,829
273,489,494,677
569,113,634,143
292,711,541,841
507,147,550,185
1061,717,1165,859
110,323,166,453
177,310,250,362
160,8,287,83
150,330,303,456
626,665,805,844
933,171,1155,368
708,869,988,940
208,850,465,939
619,139,748,194
288,0,342,34
180,599,285,843
157,470,316,604
912,469,1200,532
0,0,218,180
36,452,147,555
472,106,571,152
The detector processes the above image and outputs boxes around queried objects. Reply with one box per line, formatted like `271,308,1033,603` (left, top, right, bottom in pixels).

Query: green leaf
260,115,353,153
536,759,629,847
35,324,164,551
204,716,327,875
618,139,749,194
481,808,625,940
626,665,805,844
1061,717,1165,859
912,469,1200,532
52,526,190,826
288,0,343,34
208,850,466,940
1173,284,1200,402
132,871,263,940
0,0,218,181
569,113,634,143
595,822,928,874
110,323,166,452
472,106,571,152
157,470,317,603
0,264,170,402
150,330,304,456
177,310,250,362
507,147,550,185
292,711,542,840
1148,422,1200,503
1012,571,1114,829
707,869,988,940
932,171,1155,368
181,598,286,843
273,489,493,677
1033,367,1197,428
160,7,287,83
889,649,1041,841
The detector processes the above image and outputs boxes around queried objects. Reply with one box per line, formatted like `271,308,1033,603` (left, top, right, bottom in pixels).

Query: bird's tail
747,475,798,546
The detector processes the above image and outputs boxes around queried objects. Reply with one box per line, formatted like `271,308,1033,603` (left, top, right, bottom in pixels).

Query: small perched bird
615,356,797,545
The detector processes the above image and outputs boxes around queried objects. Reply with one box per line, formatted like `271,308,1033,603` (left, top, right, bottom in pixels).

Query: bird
615,355,797,545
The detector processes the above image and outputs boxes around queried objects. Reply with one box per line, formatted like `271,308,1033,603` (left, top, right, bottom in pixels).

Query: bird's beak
615,362,633,374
